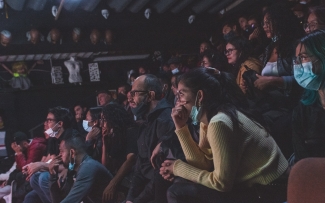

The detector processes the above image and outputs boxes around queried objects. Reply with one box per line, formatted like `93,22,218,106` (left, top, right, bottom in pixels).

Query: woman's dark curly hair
102,104,135,133
263,3,304,58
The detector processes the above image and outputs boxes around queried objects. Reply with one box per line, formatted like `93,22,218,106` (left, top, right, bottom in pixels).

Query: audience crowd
1,1,325,202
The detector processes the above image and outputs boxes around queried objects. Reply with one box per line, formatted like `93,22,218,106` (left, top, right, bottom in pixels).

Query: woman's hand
249,28,260,40
86,126,100,141
171,101,189,130
254,74,273,90
159,160,176,182
102,181,117,202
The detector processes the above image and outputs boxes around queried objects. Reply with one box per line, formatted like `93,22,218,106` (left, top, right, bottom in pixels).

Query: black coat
292,102,325,162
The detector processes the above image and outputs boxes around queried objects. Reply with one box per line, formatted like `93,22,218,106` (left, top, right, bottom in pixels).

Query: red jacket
15,137,47,171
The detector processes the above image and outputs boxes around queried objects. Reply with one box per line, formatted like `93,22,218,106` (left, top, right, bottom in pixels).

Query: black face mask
117,93,127,104
131,96,150,118
223,30,236,42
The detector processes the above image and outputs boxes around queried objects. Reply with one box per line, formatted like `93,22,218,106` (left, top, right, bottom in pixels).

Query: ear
148,91,156,101
58,121,63,128
70,149,76,159
197,90,204,106
232,25,237,31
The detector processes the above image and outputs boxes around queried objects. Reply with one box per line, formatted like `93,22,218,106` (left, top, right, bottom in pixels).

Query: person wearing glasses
245,4,304,158
23,107,80,203
126,74,183,203
304,6,325,34
291,29,325,167
224,36,262,94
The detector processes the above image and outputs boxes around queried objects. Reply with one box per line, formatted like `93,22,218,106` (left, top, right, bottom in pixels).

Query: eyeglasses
303,22,321,31
293,54,314,65
129,90,149,97
224,48,236,56
45,118,56,123
99,118,107,123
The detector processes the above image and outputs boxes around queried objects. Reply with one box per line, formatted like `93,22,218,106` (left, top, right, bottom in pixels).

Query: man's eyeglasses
45,118,56,123
224,48,236,56
129,90,149,97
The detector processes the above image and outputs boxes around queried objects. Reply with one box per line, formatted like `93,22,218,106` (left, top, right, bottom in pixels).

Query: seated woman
84,107,103,162
160,68,288,203
292,29,325,165
201,49,228,72
243,4,304,157
100,104,138,202
224,36,263,94
304,6,325,34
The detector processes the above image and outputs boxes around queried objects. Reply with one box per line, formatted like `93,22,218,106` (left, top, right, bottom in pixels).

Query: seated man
97,90,114,106
49,136,113,203
23,107,78,203
0,131,46,200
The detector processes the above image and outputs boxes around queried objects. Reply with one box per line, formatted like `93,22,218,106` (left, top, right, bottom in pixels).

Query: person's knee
29,172,41,189
38,172,50,188
167,183,178,200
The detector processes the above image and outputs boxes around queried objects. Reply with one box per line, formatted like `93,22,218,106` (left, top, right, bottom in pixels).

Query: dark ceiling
0,0,271,61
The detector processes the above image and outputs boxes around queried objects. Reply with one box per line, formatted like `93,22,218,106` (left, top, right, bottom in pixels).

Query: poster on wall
88,63,100,82
51,66,64,84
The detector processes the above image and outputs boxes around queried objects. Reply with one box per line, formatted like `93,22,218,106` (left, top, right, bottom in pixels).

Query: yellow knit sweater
173,111,288,192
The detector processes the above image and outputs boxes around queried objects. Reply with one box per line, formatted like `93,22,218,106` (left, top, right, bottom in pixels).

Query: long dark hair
102,104,135,134
178,68,267,131
89,107,103,126
263,4,303,59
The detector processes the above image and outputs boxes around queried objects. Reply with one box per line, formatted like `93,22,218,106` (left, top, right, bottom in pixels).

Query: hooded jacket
15,137,47,171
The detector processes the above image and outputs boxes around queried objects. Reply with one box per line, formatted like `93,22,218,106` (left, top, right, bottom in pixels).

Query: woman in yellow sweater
159,68,288,203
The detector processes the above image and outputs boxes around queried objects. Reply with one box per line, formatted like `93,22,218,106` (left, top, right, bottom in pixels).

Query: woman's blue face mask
294,60,324,90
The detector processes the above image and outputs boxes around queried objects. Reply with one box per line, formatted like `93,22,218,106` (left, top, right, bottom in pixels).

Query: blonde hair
12,62,27,73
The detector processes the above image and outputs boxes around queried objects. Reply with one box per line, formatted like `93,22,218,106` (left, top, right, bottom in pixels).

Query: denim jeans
23,172,51,203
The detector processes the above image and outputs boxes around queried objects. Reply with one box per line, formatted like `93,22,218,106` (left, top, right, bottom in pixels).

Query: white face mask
45,122,60,137
171,68,179,75
83,120,92,132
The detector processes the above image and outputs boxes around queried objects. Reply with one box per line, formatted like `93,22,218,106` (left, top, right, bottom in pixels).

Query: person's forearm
109,154,136,186
269,76,285,88
101,137,113,169
39,162,50,171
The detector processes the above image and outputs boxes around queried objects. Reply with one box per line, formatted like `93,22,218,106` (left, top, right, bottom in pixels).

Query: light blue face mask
294,61,323,90
189,92,201,125
82,120,92,132
68,151,75,171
